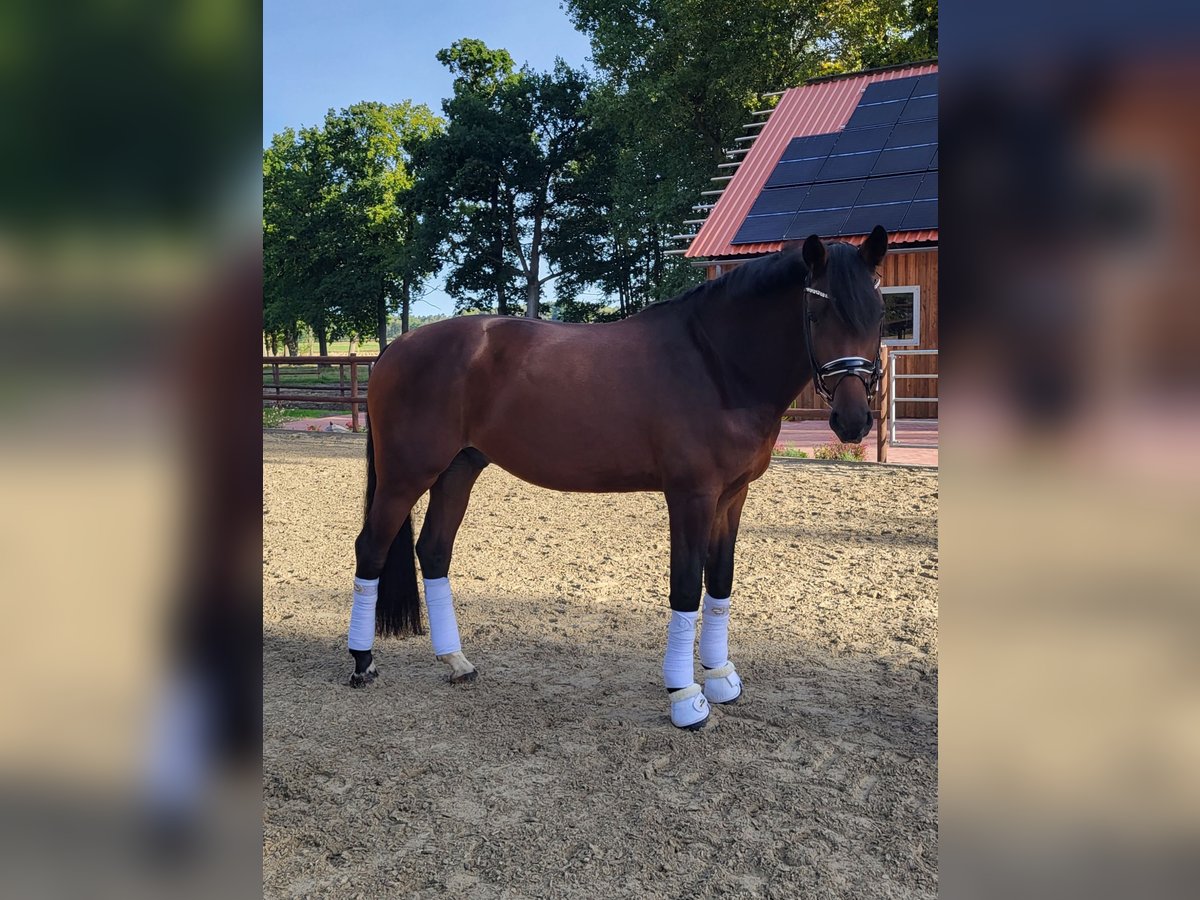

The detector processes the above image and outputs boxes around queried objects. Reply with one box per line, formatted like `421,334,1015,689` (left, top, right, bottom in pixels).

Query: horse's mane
630,248,809,321
630,241,878,333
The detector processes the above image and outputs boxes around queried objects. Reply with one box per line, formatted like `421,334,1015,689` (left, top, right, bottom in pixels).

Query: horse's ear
802,234,826,274
859,225,888,269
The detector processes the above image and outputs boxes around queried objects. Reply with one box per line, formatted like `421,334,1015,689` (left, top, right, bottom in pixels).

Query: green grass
266,339,383,357
772,445,809,458
263,406,351,427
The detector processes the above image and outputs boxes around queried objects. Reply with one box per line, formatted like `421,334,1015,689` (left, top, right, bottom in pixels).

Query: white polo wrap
662,609,698,689
347,577,379,651
699,593,731,668
423,577,462,657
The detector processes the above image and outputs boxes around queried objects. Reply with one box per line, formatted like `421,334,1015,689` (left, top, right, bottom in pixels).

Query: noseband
803,277,884,406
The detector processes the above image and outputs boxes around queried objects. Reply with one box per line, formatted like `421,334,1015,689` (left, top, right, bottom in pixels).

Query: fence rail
263,354,378,432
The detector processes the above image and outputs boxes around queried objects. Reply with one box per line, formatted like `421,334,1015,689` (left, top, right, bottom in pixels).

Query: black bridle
803,275,884,406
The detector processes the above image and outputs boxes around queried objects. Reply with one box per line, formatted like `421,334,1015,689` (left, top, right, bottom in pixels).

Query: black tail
364,426,424,636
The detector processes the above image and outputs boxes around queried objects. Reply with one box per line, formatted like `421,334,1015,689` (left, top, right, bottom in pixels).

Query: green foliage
814,441,867,461
772,444,810,458
263,101,443,351
418,41,594,318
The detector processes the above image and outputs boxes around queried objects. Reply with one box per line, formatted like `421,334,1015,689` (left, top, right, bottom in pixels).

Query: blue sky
264,1,594,316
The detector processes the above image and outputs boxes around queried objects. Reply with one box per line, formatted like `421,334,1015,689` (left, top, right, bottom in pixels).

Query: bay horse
346,227,889,729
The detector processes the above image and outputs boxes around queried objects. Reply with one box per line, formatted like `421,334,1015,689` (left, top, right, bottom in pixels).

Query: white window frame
881,285,921,347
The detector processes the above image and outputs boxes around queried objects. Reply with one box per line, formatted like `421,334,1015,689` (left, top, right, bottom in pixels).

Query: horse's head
801,226,888,444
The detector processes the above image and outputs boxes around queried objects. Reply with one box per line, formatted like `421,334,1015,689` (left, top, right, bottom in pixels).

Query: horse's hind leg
415,448,489,684
347,481,426,686
700,485,749,705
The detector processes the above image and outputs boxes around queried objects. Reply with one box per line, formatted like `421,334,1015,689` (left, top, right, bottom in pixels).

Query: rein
802,276,884,406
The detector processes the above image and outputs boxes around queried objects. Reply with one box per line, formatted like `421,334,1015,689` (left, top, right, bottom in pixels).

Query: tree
263,102,443,354
320,101,443,347
421,40,593,319
263,125,339,355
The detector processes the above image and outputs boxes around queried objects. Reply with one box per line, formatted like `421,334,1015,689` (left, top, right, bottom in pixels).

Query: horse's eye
807,312,819,324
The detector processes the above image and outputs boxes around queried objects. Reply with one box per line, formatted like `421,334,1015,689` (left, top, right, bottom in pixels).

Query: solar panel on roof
841,203,910,235
884,120,936,150
816,151,880,181
783,208,853,240
731,212,795,244
899,95,937,122
764,156,826,188
844,99,905,130
799,179,864,211
728,69,937,246
914,172,937,201
747,185,811,216
901,200,938,230
856,174,923,206
912,73,938,97
779,133,838,161
831,125,892,155
871,144,937,176
858,76,919,105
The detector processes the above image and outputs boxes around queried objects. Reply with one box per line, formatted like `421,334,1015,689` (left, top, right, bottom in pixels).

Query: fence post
349,353,359,433
877,344,890,464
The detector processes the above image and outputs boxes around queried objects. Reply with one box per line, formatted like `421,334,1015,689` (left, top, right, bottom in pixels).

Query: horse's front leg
662,489,720,730
700,486,749,705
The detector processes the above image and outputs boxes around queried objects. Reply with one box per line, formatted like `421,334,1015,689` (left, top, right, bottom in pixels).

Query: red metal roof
686,62,938,259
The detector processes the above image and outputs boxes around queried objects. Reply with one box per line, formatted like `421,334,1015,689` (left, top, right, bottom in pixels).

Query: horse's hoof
437,651,478,684
668,683,710,729
348,662,377,687
702,662,743,705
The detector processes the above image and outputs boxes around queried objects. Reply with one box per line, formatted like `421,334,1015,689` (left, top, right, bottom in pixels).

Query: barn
679,60,939,433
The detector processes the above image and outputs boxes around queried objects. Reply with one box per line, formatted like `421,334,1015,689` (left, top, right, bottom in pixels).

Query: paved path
274,413,938,467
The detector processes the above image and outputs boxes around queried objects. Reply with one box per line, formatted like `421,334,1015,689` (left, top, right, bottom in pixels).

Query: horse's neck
693,288,813,415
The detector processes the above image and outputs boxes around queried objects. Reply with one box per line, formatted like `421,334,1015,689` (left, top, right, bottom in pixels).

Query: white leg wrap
423,577,462,657
700,594,742,703
699,593,731,668
668,683,710,729
347,577,379,651
662,609,698,689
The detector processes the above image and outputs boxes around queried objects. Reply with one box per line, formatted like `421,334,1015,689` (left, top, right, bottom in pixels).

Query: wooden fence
263,354,377,432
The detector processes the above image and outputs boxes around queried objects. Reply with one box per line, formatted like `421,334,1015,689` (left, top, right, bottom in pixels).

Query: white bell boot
702,660,743,704
668,683,710,730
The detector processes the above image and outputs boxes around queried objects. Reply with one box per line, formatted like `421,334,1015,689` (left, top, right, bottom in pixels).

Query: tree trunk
525,211,542,319
492,186,508,316
317,327,328,357
286,329,298,357
376,278,389,351
401,279,411,334
348,335,357,355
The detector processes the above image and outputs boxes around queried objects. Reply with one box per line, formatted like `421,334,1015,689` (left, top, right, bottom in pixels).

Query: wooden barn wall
706,248,938,420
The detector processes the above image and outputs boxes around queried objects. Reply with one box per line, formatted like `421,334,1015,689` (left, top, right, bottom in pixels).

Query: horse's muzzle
829,408,872,444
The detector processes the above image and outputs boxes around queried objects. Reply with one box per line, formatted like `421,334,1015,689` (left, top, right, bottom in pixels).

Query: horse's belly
477,432,661,493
